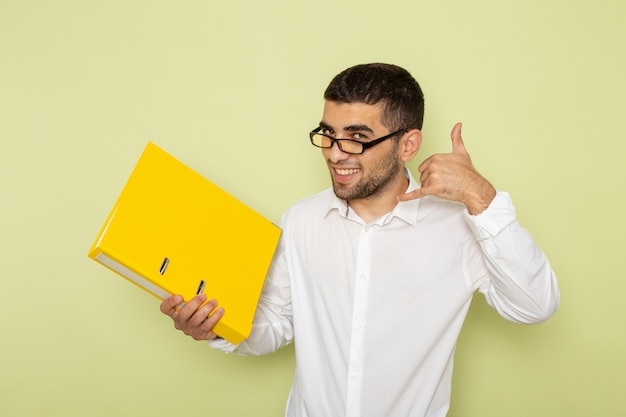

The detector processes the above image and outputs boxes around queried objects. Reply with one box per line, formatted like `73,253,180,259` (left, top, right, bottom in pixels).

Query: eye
321,128,334,136
352,132,368,141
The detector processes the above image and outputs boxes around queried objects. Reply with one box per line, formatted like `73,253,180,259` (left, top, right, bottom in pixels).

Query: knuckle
201,314,219,330
192,331,206,341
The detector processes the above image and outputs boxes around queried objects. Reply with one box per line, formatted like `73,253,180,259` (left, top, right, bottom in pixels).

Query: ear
400,129,422,162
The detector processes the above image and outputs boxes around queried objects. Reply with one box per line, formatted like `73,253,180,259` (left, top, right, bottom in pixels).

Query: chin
332,182,352,200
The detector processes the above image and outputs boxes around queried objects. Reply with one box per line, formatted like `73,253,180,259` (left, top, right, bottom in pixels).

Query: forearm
207,300,294,355
467,192,560,323
208,247,294,355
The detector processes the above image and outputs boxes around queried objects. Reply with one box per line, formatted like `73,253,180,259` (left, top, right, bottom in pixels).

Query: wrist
465,183,496,215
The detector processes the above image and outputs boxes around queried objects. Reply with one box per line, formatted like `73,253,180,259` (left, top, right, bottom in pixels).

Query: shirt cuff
465,191,517,240
207,337,240,353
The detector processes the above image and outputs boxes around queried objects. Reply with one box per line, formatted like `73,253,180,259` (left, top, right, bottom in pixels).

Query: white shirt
210,171,559,417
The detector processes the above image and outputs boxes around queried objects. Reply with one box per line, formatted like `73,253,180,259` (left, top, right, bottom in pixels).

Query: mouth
331,166,361,184
335,167,360,176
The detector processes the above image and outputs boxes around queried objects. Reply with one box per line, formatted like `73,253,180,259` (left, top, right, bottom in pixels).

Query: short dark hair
324,63,425,131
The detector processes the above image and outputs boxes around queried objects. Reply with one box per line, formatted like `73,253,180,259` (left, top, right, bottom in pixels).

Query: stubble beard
331,141,403,201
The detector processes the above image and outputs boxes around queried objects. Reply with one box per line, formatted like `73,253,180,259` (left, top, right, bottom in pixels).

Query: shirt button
359,274,366,281
352,373,360,380
364,226,371,232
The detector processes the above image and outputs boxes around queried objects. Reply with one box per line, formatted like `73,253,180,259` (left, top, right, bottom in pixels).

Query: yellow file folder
88,142,281,344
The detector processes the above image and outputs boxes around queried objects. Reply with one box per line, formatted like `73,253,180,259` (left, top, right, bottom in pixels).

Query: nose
326,140,350,163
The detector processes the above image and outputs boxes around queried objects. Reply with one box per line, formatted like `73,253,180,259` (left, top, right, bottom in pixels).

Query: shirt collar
324,169,422,226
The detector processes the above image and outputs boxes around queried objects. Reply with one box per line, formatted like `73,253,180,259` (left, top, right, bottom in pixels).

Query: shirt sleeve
464,191,560,324
208,213,295,355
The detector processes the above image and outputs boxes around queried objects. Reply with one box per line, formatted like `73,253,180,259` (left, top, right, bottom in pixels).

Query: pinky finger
398,189,425,202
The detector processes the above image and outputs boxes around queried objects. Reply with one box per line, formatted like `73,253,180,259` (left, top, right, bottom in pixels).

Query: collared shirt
210,171,559,417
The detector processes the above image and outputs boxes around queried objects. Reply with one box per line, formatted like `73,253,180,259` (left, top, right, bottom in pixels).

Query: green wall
1,1,624,416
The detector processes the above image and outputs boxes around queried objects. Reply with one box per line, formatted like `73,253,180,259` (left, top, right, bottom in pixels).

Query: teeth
336,168,359,175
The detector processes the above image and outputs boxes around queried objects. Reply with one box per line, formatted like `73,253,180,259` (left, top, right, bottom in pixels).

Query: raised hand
398,122,496,215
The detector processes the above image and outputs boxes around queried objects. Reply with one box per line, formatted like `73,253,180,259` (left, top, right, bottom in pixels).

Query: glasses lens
311,133,331,148
311,133,363,154
339,141,363,154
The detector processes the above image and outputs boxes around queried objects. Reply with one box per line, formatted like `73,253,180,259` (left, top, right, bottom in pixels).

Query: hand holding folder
160,293,225,341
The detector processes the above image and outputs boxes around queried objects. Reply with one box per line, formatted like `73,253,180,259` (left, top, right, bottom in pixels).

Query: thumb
451,122,468,155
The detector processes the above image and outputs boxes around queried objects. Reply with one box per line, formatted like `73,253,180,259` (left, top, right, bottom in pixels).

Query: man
160,63,560,417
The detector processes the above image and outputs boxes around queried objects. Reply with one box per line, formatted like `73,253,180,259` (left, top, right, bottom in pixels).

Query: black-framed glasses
309,127,407,154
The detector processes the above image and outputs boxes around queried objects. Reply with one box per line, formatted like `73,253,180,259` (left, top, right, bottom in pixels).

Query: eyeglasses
309,127,407,154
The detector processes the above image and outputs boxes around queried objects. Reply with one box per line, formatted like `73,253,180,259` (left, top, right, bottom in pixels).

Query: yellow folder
88,142,281,344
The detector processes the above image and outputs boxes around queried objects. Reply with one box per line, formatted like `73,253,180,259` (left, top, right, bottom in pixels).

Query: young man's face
319,100,405,202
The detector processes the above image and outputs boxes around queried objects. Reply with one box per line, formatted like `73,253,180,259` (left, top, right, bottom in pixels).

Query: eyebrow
319,121,375,134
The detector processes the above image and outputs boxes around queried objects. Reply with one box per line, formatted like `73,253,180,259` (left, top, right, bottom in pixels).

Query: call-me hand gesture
398,122,496,215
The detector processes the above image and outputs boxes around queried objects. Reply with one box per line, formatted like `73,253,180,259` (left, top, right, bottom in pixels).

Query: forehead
321,101,386,132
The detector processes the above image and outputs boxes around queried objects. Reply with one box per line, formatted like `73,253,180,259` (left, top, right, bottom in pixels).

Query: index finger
160,294,183,316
